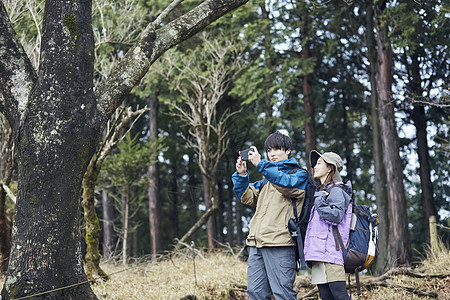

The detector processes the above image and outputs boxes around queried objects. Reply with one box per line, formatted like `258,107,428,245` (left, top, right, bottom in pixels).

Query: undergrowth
0,243,449,299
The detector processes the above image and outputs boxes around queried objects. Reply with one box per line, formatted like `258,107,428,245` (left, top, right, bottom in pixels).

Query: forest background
0,0,449,298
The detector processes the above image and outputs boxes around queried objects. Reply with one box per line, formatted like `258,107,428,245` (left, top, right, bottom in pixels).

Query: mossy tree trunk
0,0,249,298
1,0,101,298
81,158,108,282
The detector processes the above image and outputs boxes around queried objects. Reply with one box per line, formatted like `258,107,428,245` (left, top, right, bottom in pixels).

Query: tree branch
0,181,16,204
176,205,219,245
0,1,37,130
96,0,248,120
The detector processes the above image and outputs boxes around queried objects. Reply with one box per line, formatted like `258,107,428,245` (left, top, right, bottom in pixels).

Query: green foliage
6,0,448,257
92,0,155,83
100,133,163,188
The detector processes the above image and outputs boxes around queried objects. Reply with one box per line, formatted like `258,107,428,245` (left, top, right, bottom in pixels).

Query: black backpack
287,169,317,271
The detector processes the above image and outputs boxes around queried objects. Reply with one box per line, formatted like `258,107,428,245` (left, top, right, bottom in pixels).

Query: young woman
304,150,352,300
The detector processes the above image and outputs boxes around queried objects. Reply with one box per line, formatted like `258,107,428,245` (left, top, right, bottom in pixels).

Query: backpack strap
287,167,308,270
260,177,268,190
354,267,361,295
332,225,346,252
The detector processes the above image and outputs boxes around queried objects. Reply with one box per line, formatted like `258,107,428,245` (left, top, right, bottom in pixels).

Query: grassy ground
0,244,449,299
92,249,248,299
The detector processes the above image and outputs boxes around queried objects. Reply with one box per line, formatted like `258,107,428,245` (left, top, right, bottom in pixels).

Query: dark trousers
317,281,350,300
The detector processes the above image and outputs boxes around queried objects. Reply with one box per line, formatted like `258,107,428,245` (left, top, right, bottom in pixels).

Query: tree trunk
341,97,353,182
227,174,234,245
217,178,225,242
299,2,316,166
171,163,180,238
365,5,389,275
122,192,129,266
0,0,249,297
408,53,436,244
260,3,276,134
102,189,115,259
236,199,243,245
188,158,198,241
1,0,100,298
148,94,161,261
81,159,108,281
374,0,412,267
203,174,216,250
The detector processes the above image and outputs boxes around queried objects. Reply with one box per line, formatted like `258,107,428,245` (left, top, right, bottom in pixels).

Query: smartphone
240,148,254,161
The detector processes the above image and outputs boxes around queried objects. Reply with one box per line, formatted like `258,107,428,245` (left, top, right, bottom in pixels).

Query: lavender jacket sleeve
314,183,352,225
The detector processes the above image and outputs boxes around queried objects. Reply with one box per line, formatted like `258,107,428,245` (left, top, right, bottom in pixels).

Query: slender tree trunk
188,158,198,241
148,94,161,261
81,161,108,281
365,5,389,274
260,3,276,134
412,104,436,244
341,98,353,182
407,53,436,244
203,174,216,249
236,200,243,245
171,163,180,238
374,0,411,267
217,178,225,242
299,2,316,166
122,192,129,266
102,189,115,259
226,174,234,245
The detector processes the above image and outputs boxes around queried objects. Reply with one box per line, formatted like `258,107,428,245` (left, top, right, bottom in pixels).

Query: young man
232,131,308,300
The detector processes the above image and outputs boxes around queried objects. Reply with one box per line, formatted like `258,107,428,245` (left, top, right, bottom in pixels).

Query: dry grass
0,244,449,299
92,249,248,299
344,241,450,300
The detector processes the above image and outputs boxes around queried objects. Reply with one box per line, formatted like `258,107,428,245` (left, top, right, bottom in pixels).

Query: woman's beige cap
309,150,343,182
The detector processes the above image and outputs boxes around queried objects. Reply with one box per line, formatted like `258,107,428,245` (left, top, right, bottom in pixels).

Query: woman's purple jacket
304,181,353,266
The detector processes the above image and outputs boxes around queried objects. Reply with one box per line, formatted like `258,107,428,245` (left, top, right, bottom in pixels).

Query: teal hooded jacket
232,158,308,247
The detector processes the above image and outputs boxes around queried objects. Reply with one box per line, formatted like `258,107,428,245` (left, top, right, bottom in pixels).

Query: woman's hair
320,163,336,190
264,131,293,155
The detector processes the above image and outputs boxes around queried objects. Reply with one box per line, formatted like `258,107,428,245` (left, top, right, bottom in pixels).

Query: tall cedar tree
374,0,412,267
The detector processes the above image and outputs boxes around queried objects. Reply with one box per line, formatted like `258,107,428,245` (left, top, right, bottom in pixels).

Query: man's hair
264,131,293,154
